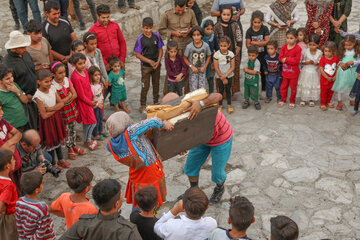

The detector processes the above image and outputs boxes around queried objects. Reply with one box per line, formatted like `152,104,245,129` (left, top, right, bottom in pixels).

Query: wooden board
151,106,218,160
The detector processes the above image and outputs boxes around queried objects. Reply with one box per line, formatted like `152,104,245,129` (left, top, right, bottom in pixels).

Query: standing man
42,0,77,64
3,31,38,130
12,0,41,33
159,0,198,94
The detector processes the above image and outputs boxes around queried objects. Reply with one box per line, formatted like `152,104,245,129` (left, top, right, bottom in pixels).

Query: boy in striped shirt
15,172,55,239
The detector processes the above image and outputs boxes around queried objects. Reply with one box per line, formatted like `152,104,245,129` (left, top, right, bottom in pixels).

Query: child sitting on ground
270,215,299,240
130,186,161,240
49,167,97,229
16,172,55,239
209,196,255,240
0,149,18,240
154,187,217,240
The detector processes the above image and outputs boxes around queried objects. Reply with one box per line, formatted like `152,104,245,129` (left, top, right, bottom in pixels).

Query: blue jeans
83,124,96,142
54,0,69,18
13,0,41,32
44,151,55,165
184,137,233,184
266,74,282,99
118,0,134,8
92,108,103,137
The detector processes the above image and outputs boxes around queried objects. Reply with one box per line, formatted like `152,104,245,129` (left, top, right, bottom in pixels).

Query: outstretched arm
186,93,222,120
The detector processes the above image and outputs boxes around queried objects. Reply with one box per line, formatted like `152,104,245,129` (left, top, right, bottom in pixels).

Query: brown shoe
129,4,140,9
120,8,127,13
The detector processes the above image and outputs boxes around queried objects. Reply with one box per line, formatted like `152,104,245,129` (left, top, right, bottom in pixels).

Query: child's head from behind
183,187,208,219
66,167,93,194
93,179,122,212
69,53,86,72
26,20,43,43
142,17,154,37
107,56,121,72
322,41,337,59
286,29,297,46
270,215,299,240
296,28,308,44
83,32,97,52
248,45,259,61
0,149,15,173
71,40,86,54
37,69,53,90
220,5,232,23
88,66,102,85
203,19,214,36
21,171,43,196
190,26,204,44
308,34,320,51
0,64,13,86
50,61,66,82
251,10,264,29
267,40,278,56
167,41,178,58
229,196,254,232
134,186,158,212
219,36,231,53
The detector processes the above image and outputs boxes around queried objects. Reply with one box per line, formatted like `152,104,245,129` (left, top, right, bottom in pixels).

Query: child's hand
191,66,199,73
163,120,174,131
104,81,109,88
200,66,206,73
171,200,184,216
339,62,347,70
91,100,97,107
243,67,248,73
309,60,315,65
153,61,160,69
98,103,104,109
282,58,286,63
175,73,183,82
149,60,156,68
222,78,228,85
210,62,215,71
346,61,354,67
265,71,268,75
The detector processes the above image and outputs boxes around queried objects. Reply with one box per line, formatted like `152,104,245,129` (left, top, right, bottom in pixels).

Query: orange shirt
51,192,98,229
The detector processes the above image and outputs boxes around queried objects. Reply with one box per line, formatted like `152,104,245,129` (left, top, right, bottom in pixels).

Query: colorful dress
108,69,127,104
297,48,322,101
107,118,166,207
332,49,358,92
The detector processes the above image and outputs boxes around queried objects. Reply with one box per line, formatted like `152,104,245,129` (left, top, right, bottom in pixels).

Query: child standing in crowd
89,66,107,140
350,65,360,115
83,32,109,84
202,19,218,93
246,10,270,99
278,29,302,109
70,53,99,151
165,41,188,96
184,26,212,91
332,35,359,110
68,40,92,78
51,62,84,160
296,27,308,51
108,57,130,113
264,40,282,103
130,186,162,240
213,36,235,113
16,172,55,240
297,35,322,107
0,149,18,240
187,0,202,26
33,70,70,169
134,17,164,112
319,41,339,110
154,188,217,240
49,167,97,229
243,46,261,110
214,5,242,96
270,216,299,240
209,196,255,240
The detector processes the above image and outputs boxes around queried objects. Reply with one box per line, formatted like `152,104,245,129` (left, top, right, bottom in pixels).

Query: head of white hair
105,112,133,138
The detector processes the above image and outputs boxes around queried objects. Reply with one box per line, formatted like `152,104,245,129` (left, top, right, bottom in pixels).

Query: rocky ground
1,0,360,239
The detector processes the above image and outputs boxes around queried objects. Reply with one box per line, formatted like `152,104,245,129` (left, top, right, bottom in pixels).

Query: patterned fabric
65,121,76,148
269,0,297,25
53,78,78,124
189,72,207,91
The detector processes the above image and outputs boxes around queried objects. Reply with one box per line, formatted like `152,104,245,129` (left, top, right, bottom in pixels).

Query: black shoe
255,101,261,110
242,100,250,109
209,185,225,204
80,22,86,30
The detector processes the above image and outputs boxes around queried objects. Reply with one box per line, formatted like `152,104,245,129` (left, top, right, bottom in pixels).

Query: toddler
296,27,308,51
243,46,261,110
264,40,282,103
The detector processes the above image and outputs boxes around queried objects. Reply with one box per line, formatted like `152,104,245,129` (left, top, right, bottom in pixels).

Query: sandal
218,106,223,112
58,159,71,168
327,102,334,108
68,149,77,160
300,101,306,107
350,100,355,106
264,98,272,103
278,101,285,107
53,164,64,172
288,103,295,109
76,135,82,142
309,101,315,107
73,146,85,155
351,110,358,116
227,106,234,114
129,4,140,9
85,141,99,151
120,7,127,13
320,105,327,111
92,135,104,141
336,104,343,111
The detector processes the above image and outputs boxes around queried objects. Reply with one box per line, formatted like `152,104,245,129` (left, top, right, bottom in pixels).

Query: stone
264,186,282,201
343,207,360,230
260,152,283,166
291,210,309,230
226,169,247,185
261,214,277,233
313,207,342,223
282,167,320,183
326,224,352,235
241,187,260,196
315,177,353,204
300,231,329,240
273,178,291,188
356,183,360,195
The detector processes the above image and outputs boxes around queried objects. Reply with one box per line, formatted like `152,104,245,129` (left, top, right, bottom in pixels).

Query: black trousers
217,77,232,105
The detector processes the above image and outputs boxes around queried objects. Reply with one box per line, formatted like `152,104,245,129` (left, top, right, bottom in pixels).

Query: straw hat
5,31,30,50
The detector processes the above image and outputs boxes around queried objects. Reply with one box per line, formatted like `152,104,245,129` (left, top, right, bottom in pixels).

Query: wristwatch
189,64,193,68
16,91,21,96
199,100,205,109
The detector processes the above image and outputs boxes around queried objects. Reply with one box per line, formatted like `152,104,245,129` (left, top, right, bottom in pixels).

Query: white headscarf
105,112,133,138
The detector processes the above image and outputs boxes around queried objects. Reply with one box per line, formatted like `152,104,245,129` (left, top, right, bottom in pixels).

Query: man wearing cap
3,31,38,130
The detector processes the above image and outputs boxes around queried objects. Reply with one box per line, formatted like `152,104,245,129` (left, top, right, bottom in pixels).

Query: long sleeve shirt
165,56,188,81
279,44,302,78
86,48,109,82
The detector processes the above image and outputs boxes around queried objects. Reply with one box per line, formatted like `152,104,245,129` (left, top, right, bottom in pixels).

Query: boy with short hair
130,186,161,240
26,19,53,71
270,215,299,240
154,187,217,240
264,40,282,103
134,17,164,111
16,171,55,239
209,196,255,240
49,167,97,229
0,149,18,240
60,179,142,240
243,45,261,110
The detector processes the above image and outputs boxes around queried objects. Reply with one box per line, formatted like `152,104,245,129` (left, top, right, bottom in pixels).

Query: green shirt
0,83,28,128
244,59,260,85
